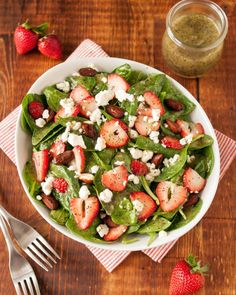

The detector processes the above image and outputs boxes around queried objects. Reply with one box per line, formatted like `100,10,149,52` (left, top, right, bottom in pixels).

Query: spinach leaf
122,235,139,244
66,76,96,92
93,168,106,194
56,116,87,126
138,217,171,234
170,168,185,185
147,232,157,246
153,208,179,220
92,152,111,170
50,208,70,225
113,63,132,81
156,146,188,181
32,122,63,146
128,70,148,85
97,148,116,165
92,73,108,95
203,145,214,178
20,112,31,133
111,197,137,226
111,152,132,171
119,98,139,117
140,176,159,203
135,136,181,157
22,161,41,199
189,135,214,150
43,86,67,112
126,224,141,234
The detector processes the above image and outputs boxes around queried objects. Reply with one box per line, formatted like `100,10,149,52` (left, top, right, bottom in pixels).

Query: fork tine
25,278,34,295
28,243,53,268
36,236,61,259
31,276,41,295
33,240,57,264
25,248,49,271
13,282,22,295
20,280,28,295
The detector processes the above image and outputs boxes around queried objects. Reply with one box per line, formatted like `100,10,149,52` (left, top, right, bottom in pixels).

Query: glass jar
162,0,228,78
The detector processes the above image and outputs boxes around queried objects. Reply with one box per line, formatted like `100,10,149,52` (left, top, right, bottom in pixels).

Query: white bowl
15,57,220,251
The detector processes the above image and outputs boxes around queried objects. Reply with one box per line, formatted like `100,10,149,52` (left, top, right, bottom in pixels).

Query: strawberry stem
185,254,209,275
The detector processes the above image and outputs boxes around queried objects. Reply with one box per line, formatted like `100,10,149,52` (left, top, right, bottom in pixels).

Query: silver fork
0,215,41,295
0,205,60,271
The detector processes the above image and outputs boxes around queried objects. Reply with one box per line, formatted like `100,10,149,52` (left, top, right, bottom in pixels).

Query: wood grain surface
0,1,235,294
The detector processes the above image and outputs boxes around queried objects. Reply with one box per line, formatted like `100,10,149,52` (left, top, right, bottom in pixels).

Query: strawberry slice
70,85,90,104
78,173,94,184
176,119,204,138
103,216,118,228
70,196,100,230
135,115,160,136
130,192,157,221
161,136,183,150
78,96,97,118
103,224,128,241
138,92,165,117
28,101,44,119
101,165,128,192
32,149,49,182
166,119,181,134
108,73,130,92
183,168,206,193
156,181,187,212
100,119,129,148
49,140,66,158
130,160,149,176
73,146,85,174
54,105,81,121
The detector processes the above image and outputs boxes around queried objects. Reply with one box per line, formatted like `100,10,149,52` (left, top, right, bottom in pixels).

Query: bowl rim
15,57,220,251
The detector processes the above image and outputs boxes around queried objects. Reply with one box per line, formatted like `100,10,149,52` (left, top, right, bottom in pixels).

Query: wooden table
0,1,235,294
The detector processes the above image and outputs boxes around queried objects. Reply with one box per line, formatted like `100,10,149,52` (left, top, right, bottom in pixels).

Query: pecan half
81,122,98,138
165,99,184,111
79,67,97,77
151,154,164,167
105,105,125,118
183,194,199,210
54,150,74,165
41,194,59,210
166,119,181,134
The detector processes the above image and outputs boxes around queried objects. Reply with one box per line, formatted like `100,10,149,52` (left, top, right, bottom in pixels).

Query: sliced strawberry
108,73,130,92
70,85,90,104
54,105,81,121
144,91,165,115
78,96,97,118
73,146,85,174
49,140,66,158
100,119,129,148
28,101,45,119
52,178,68,193
166,119,181,134
103,224,128,241
156,181,187,212
78,173,94,184
130,192,157,221
135,115,160,136
183,168,206,193
103,216,118,228
70,196,100,230
32,149,49,182
130,160,149,176
101,165,128,192
176,120,204,138
161,136,183,150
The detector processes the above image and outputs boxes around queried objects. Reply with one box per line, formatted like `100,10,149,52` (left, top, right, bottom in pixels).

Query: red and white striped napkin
0,39,235,272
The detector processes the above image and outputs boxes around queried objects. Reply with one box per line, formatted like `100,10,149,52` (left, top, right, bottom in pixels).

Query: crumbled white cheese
79,173,94,183
42,109,49,119
36,195,42,201
99,189,113,203
129,129,138,139
163,154,180,168
164,123,169,128
72,72,80,77
132,199,144,213
100,212,106,219
141,150,154,163
161,143,167,148
96,224,109,237
143,116,148,122
41,176,55,195
187,155,195,163
95,137,106,151
35,118,46,128
115,88,135,102
90,165,100,174
159,230,168,238
60,97,75,115
88,63,98,71
79,185,90,200
145,163,160,181
114,161,125,166
149,131,160,144
101,115,107,123
60,123,71,142
68,133,87,149
128,174,140,184
124,112,128,116
95,89,114,106
179,134,193,145
56,81,70,93
90,108,102,125
101,77,108,83
137,95,145,102
152,109,161,122
120,149,125,153
128,148,143,159
128,115,137,128
71,121,81,131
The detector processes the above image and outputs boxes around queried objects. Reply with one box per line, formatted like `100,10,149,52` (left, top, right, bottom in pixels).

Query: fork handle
0,215,16,255
0,205,11,225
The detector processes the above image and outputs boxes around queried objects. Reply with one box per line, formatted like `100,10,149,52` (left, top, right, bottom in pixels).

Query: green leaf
20,112,31,133
153,208,179,221
111,198,138,226
50,208,70,225
97,148,116,165
147,232,157,246
111,152,131,171
66,76,96,92
32,122,63,146
22,161,41,199
140,176,159,203
113,63,132,81
138,217,171,234
128,70,148,85
43,86,68,112
56,116,87,126
92,152,111,170
189,135,214,150
122,235,139,244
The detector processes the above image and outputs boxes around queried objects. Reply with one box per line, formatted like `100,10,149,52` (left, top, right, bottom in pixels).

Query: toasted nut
151,154,164,167
105,105,125,118
103,216,118,228
165,99,184,111
46,110,55,123
55,150,74,165
81,122,98,138
41,194,59,210
79,67,97,77
183,194,199,210
166,119,181,134
79,173,94,184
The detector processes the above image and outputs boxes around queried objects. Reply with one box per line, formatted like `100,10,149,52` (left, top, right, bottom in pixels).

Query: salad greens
21,63,214,246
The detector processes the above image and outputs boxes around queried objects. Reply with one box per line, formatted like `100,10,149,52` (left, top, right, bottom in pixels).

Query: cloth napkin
0,39,235,272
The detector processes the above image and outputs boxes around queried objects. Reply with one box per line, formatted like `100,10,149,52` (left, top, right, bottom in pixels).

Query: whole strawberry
38,35,62,60
14,21,48,54
169,254,208,295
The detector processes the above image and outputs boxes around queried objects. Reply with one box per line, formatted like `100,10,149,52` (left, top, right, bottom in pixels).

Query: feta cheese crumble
99,189,113,203
68,133,87,149
132,199,144,213
95,137,106,151
149,131,160,144
152,109,161,122
90,108,102,125
60,122,71,142
129,129,138,139
36,195,42,201
56,81,70,93
101,77,108,83
79,185,90,200
71,121,81,131
114,161,125,166
41,176,55,195
59,97,75,115
42,109,49,119
35,118,46,128
115,88,135,102
159,230,168,238
128,174,140,184
90,165,100,174
145,163,161,181
137,95,145,102
128,148,143,159
96,224,109,238
163,154,180,168
95,89,114,106
128,115,137,128
187,155,195,163
141,150,154,163
179,134,193,145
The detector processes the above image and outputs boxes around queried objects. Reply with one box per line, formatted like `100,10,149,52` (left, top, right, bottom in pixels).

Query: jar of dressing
162,0,228,78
